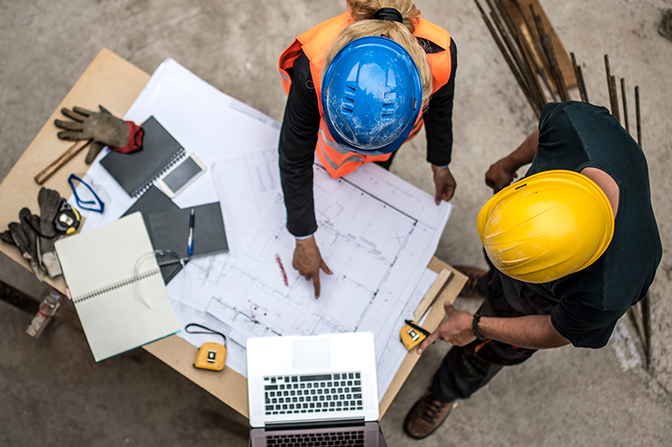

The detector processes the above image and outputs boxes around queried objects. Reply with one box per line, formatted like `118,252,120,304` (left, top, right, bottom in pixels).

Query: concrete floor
2,0,672,445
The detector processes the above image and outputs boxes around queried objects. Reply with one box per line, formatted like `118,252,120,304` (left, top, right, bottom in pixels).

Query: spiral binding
131,147,186,197
73,268,161,303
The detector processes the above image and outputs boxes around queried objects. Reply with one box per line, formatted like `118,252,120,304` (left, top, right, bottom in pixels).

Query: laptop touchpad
292,340,330,369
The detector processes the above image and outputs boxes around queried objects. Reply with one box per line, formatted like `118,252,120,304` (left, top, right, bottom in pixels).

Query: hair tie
374,7,403,23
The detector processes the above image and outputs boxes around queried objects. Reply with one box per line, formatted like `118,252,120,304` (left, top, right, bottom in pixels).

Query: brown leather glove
54,106,129,164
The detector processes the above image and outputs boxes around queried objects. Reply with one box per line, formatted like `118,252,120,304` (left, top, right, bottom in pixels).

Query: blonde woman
278,0,457,305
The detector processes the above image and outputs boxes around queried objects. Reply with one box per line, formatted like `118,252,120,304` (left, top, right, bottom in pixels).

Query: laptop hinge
265,417,366,431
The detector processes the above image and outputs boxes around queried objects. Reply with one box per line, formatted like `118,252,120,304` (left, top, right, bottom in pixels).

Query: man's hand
293,236,333,299
431,165,456,205
417,302,475,354
485,129,540,193
485,157,518,193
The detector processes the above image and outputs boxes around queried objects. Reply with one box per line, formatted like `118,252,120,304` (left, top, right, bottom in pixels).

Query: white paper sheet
195,147,452,397
73,58,452,399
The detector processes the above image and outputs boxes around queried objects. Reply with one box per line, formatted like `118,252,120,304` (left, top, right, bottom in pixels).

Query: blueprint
71,58,453,400
169,146,452,397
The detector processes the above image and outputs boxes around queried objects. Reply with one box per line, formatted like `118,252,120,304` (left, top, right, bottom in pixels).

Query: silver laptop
247,332,386,447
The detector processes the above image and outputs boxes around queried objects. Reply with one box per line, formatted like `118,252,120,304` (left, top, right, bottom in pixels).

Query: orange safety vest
278,13,452,178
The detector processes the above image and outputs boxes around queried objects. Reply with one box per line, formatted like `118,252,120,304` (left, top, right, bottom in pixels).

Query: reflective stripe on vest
278,13,451,178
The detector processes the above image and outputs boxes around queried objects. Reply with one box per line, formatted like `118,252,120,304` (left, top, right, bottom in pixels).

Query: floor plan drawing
166,147,453,396
74,59,453,398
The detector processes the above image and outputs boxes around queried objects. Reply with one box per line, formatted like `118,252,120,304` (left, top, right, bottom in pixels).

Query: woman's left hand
431,165,456,204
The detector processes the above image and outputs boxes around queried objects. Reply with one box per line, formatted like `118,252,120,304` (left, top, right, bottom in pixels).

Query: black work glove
38,188,63,278
0,208,47,281
54,106,129,164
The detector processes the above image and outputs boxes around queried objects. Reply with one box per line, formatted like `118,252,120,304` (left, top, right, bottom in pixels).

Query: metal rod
605,55,614,113
510,0,555,100
531,5,568,101
514,0,546,67
474,0,540,118
528,5,552,72
610,75,620,123
570,52,584,102
489,9,541,111
627,306,643,343
635,86,642,147
633,84,649,369
496,0,547,106
641,294,652,370
546,35,569,101
576,65,589,103
621,78,629,132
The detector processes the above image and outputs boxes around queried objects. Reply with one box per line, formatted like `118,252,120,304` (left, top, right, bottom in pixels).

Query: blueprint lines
186,148,453,395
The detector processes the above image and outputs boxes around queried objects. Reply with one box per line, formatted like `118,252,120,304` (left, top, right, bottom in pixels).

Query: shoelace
420,396,448,423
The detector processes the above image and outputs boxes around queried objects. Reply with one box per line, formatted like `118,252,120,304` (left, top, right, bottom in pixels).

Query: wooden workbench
0,48,466,418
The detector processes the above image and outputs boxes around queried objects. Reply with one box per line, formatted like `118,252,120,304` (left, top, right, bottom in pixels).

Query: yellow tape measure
185,323,227,371
400,319,431,351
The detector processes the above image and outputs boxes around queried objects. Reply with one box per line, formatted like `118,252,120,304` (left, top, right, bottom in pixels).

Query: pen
188,208,195,258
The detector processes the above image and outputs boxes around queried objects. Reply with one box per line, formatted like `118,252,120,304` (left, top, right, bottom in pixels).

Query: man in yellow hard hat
403,101,662,439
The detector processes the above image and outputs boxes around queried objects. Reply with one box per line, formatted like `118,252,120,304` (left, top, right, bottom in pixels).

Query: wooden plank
414,269,453,321
378,261,466,417
503,0,577,93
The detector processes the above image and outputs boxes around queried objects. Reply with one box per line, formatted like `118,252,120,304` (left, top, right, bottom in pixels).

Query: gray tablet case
121,186,183,284
147,202,229,261
100,116,185,197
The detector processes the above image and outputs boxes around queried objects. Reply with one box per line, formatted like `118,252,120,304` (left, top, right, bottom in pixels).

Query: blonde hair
322,0,433,104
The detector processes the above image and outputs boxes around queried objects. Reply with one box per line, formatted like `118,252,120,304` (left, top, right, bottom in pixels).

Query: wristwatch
472,313,487,341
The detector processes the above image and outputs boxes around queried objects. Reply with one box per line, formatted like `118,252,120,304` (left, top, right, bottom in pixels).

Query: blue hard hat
322,36,423,155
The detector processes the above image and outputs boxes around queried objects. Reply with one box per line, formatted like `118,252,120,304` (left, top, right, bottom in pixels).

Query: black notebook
101,116,185,197
147,202,229,261
121,186,184,284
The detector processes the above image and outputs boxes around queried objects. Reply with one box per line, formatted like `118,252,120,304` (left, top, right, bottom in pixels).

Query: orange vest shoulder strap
278,13,352,96
300,13,353,110
299,13,352,67
414,17,451,50
413,18,452,94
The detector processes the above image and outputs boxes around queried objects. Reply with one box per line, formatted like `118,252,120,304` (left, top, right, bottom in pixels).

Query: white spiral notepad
55,212,180,362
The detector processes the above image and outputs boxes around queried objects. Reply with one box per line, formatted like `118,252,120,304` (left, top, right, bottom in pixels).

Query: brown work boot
454,266,487,299
403,390,454,439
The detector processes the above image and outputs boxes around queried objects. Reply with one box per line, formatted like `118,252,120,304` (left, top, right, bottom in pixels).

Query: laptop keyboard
266,430,365,446
264,372,364,415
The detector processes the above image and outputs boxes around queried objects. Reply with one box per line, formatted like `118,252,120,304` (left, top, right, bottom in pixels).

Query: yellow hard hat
477,170,614,283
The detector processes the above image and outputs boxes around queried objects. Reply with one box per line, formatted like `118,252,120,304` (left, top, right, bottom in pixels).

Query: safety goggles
68,174,105,213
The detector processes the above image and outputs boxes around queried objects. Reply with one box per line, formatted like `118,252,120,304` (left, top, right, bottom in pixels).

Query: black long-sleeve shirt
279,38,458,237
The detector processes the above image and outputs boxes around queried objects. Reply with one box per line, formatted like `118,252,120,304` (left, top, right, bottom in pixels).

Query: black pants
374,150,398,170
430,268,542,403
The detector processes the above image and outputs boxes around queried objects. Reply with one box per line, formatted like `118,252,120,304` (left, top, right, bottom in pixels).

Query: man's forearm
478,314,570,350
504,129,539,172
